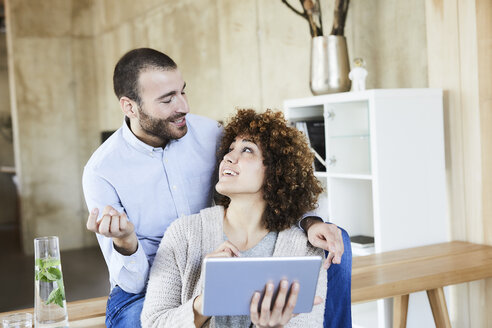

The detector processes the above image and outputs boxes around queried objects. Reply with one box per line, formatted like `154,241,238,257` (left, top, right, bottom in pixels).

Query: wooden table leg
426,287,452,328
393,294,409,328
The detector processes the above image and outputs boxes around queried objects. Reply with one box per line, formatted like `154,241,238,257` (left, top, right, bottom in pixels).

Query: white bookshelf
284,89,449,328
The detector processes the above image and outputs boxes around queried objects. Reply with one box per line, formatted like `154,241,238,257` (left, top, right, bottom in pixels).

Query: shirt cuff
298,212,325,233
110,240,149,293
120,242,146,269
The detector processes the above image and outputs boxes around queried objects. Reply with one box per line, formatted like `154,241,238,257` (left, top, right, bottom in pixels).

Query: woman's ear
120,97,138,118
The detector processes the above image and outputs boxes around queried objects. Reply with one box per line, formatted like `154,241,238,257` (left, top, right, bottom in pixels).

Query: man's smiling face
135,68,190,141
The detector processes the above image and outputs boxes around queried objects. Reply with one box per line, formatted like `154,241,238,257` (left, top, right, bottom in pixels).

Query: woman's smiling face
215,136,266,198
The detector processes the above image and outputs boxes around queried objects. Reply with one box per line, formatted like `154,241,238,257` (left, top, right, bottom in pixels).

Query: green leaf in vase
36,257,61,269
35,258,43,268
43,258,61,268
45,267,62,281
46,287,64,308
56,279,66,299
35,269,51,282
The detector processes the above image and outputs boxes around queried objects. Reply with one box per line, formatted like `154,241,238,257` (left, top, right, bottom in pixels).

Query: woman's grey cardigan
141,206,326,328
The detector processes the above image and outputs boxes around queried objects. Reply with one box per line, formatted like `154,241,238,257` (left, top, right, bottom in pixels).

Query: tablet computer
202,256,322,316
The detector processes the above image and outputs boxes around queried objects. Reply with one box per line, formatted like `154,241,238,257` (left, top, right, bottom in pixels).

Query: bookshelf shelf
315,172,373,180
284,89,448,328
327,173,372,180
328,134,369,139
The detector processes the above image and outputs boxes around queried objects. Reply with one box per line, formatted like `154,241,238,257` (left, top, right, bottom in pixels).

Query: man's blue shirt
82,114,222,293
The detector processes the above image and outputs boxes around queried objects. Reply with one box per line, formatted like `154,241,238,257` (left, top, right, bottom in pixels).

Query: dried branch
303,0,319,37
281,0,306,19
330,0,350,36
282,0,323,37
315,0,323,37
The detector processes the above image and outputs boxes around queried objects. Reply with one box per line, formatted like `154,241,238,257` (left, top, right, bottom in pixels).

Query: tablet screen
202,256,322,316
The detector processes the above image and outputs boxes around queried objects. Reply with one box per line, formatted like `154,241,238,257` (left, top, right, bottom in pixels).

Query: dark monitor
101,130,116,144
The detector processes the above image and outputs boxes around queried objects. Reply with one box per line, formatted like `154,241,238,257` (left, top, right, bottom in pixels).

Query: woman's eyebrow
241,138,256,145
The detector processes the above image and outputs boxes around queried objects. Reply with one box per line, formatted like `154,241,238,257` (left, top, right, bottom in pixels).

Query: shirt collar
122,116,161,155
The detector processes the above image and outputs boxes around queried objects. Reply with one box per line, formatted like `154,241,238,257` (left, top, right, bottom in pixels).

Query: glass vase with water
34,236,69,328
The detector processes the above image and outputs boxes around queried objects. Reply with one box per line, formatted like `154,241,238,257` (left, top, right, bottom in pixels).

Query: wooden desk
352,241,492,328
0,296,107,328
3,241,492,327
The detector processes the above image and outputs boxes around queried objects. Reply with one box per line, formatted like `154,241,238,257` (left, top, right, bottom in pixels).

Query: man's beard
137,106,187,141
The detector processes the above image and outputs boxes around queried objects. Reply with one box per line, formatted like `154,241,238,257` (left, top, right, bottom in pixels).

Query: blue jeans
324,227,352,328
106,286,145,328
105,228,353,328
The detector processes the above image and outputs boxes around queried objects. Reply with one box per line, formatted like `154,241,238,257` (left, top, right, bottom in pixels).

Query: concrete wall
0,29,16,226
5,0,94,252
5,0,428,252
89,0,428,127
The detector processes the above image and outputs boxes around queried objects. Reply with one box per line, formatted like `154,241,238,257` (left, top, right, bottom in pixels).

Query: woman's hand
192,294,210,327
192,241,241,327
205,240,241,258
250,280,300,328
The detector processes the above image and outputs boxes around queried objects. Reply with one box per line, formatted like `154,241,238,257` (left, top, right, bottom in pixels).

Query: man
83,48,351,328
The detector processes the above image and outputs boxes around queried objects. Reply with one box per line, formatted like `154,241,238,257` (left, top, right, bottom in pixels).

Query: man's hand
86,206,138,255
306,220,344,269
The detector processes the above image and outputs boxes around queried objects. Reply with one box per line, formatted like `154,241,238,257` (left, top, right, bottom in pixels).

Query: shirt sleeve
297,211,326,233
82,165,150,294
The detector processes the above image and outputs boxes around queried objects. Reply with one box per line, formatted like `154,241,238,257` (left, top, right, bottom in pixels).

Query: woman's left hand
205,240,241,258
250,280,299,328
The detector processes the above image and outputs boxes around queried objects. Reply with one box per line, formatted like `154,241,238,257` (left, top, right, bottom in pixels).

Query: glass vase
34,236,69,328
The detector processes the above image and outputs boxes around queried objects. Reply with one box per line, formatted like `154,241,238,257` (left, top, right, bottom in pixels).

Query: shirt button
172,185,177,190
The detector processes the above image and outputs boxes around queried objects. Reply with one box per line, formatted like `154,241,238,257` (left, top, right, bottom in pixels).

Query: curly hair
215,109,323,231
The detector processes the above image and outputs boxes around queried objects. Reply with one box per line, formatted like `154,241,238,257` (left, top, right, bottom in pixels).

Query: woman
141,109,326,327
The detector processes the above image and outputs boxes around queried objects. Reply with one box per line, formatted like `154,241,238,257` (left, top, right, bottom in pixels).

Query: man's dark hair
113,48,177,105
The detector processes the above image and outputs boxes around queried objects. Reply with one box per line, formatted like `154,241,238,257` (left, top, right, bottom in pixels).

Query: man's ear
120,97,138,118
